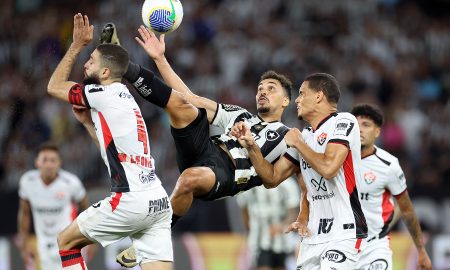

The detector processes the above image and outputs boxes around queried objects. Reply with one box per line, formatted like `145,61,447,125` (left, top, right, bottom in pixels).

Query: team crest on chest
317,132,327,145
55,191,66,200
265,130,279,141
363,171,377,184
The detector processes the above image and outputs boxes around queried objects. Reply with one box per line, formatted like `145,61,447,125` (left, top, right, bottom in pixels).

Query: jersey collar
313,112,338,132
362,147,377,159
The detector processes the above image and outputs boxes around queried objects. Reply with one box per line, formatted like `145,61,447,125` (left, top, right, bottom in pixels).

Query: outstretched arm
231,121,298,188
47,13,93,104
395,191,432,270
134,26,218,122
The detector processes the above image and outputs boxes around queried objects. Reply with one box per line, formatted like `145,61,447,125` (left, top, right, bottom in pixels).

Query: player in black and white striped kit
124,26,293,223
113,25,293,267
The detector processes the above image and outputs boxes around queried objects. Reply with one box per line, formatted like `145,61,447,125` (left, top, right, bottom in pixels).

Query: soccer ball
141,0,184,34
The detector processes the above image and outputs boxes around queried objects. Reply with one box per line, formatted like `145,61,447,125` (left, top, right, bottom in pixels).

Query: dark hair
351,104,384,127
303,73,340,104
37,142,60,154
96,44,129,79
259,70,293,100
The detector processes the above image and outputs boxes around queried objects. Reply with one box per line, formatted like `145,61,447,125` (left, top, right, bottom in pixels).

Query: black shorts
171,108,240,201
256,249,288,268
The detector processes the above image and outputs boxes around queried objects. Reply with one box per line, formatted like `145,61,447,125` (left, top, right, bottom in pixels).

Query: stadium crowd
0,0,449,233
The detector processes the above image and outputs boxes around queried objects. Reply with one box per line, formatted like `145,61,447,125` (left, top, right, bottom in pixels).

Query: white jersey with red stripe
80,83,160,192
284,112,367,244
358,146,407,239
18,169,86,246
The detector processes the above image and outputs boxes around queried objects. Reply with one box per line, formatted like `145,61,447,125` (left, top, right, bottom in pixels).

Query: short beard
257,107,270,114
361,144,367,151
83,74,101,85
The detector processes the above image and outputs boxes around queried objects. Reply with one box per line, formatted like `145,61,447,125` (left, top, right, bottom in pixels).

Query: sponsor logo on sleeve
222,104,243,112
333,118,355,137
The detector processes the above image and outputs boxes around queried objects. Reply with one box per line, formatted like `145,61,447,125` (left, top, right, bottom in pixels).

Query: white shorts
37,239,62,270
355,236,392,270
296,238,363,270
77,186,173,264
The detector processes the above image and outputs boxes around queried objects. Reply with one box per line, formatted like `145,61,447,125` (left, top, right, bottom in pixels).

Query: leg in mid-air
57,220,94,270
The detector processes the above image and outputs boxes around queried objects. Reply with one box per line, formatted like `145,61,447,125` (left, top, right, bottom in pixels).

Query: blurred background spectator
0,0,449,237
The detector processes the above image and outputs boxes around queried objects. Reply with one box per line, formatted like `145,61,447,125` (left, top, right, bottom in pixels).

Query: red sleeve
68,83,90,108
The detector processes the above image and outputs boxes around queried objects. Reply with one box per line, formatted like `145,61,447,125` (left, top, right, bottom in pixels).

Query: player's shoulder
58,169,82,184
373,146,399,167
85,82,128,94
336,112,357,121
20,170,40,183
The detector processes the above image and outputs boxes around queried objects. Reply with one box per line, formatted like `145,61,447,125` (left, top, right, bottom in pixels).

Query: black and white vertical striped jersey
211,104,290,187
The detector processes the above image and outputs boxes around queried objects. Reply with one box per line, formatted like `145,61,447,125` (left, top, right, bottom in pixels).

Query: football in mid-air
141,0,183,34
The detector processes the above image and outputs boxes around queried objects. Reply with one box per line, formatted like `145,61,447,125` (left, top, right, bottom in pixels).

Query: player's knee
177,169,203,193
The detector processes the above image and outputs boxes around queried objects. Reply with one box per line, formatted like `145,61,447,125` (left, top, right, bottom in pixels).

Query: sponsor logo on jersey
92,201,102,208
148,197,170,214
133,77,152,96
265,130,280,141
323,249,346,263
311,191,335,201
118,92,134,99
369,259,388,270
34,207,63,214
139,170,156,184
88,86,104,93
317,132,327,145
364,171,377,184
311,176,327,191
222,104,243,112
250,132,261,141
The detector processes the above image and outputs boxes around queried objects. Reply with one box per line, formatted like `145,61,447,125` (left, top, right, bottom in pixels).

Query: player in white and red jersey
17,142,89,270
46,14,172,270
351,104,432,270
232,73,367,269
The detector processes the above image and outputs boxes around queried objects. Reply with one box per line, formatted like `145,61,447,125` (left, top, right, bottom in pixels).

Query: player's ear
101,67,110,80
374,126,381,139
316,90,324,103
282,96,290,108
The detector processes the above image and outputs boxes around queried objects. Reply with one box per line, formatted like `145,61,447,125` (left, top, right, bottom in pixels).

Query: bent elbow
47,85,56,96
322,169,339,180
263,181,279,189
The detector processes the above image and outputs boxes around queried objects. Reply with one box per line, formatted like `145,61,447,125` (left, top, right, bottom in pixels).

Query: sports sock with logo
59,249,88,269
124,61,172,108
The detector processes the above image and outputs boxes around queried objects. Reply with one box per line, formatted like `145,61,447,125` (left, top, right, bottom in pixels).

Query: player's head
351,104,384,149
256,70,292,116
35,142,61,181
83,44,129,84
295,73,340,120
